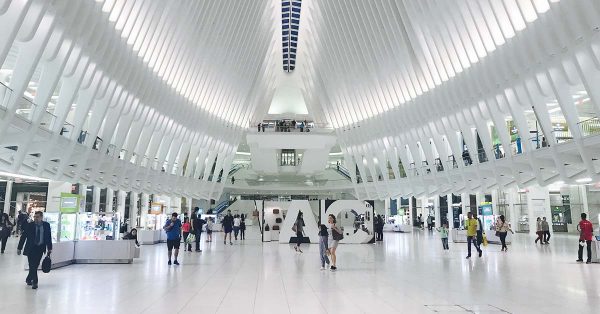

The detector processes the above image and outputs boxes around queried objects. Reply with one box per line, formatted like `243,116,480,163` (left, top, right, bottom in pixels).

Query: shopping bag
482,234,488,247
187,233,196,244
41,255,51,273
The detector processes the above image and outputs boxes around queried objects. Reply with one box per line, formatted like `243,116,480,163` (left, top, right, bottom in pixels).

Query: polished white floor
0,228,599,314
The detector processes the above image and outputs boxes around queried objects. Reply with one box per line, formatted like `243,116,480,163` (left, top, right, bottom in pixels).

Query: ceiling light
0,171,49,182
576,178,592,183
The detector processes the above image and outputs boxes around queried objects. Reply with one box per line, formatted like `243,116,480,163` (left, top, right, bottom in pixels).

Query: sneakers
586,261,592,264
32,284,38,289
195,249,201,252
320,266,326,270
330,266,337,271
294,246,298,252
576,259,584,263
173,260,180,265
465,255,471,259
230,242,233,245
168,260,172,265
298,248,303,253
26,280,32,286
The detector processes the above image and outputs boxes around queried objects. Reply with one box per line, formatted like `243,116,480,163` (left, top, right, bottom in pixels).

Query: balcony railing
0,82,12,110
578,116,600,137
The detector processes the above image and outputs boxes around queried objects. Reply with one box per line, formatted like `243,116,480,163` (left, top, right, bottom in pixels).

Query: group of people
291,212,342,271
256,120,311,133
535,216,551,245
220,210,246,245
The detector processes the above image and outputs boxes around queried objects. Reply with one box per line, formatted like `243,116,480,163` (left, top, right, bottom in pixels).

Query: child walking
318,224,330,270
437,223,449,250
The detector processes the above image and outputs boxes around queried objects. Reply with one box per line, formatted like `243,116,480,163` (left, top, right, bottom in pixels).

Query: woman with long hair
495,215,513,252
293,212,305,253
0,213,14,254
328,214,342,271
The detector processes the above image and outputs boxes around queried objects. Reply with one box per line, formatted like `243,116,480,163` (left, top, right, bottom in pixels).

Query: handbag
41,255,51,273
187,233,196,244
291,223,297,233
332,228,344,241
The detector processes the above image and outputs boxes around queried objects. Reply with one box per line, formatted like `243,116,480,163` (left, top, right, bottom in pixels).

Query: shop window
489,124,506,159
515,191,529,233
505,117,523,155
280,149,297,166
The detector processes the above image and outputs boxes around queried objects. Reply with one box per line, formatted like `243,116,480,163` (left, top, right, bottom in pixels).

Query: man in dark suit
17,211,52,289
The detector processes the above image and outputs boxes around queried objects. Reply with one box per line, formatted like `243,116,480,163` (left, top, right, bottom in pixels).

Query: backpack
332,227,344,241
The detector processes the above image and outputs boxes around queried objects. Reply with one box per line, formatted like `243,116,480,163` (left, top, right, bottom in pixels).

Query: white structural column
140,193,149,229
117,191,126,219
3,180,12,214
129,192,138,230
92,186,100,212
78,184,86,212
106,188,114,212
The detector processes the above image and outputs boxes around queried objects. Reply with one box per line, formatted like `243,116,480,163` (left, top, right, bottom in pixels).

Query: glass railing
0,82,12,111
15,96,36,121
578,116,600,137
38,110,57,131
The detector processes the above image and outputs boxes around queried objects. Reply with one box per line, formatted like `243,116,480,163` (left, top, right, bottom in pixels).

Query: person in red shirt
576,213,594,264
182,218,192,252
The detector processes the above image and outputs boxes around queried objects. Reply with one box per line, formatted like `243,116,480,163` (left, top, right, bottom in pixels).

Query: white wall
46,181,73,213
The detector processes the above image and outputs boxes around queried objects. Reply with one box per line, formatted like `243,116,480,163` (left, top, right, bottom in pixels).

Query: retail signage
149,202,163,215
480,202,492,216
60,193,80,213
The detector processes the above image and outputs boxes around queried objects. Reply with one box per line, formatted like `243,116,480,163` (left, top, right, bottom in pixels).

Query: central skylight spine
282,0,301,72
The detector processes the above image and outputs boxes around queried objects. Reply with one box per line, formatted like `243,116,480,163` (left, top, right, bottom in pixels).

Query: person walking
375,215,384,241
192,213,206,252
233,214,241,241
318,224,330,270
293,212,305,253
427,215,433,231
222,210,234,245
328,214,342,271
1,213,14,253
17,210,28,236
495,215,512,252
474,212,484,255
534,217,544,244
206,217,214,242
163,213,182,265
542,217,550,244
16,211,52,289
182,218,192,252
465,212,481,259
240,214,246,240
436,223,449,250
576,213,594,264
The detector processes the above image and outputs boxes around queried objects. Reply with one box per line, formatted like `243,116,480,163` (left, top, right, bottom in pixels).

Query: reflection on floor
0,227,598,314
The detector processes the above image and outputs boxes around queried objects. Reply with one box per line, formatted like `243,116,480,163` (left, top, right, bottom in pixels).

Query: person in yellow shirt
465,212,482,259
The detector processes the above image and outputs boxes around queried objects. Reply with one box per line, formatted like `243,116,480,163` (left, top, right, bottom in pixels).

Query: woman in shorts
328,214,342,271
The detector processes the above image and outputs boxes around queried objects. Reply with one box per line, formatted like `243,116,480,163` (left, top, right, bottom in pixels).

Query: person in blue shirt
163,213,182,265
